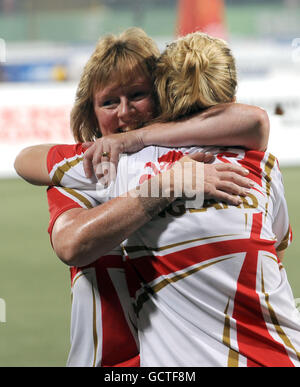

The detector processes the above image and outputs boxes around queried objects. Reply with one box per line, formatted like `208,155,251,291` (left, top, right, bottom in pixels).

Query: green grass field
0,168,299,366
0,179,70,366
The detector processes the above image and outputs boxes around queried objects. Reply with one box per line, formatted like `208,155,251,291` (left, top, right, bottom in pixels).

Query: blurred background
0,0,299,366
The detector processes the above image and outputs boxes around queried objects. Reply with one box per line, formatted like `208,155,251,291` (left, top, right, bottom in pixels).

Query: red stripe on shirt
71,256,140,367
47,186,82,239
237,150,265,187
232,212,294,367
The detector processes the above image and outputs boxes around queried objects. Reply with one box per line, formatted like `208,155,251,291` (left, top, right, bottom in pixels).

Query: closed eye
130,91,148,101
101,99,119,107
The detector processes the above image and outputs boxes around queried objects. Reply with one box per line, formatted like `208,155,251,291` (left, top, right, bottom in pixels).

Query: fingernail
243,168,250,174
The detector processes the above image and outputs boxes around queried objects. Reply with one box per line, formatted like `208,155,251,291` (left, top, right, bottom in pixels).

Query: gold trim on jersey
134,256,235,316
61,187,93,209
263,254,279,265
91,282,99,367
51,156,84,185
276,228,291,252
244,213,248,231
126,233,240,255
264,154,276,220
261,264,300,362
71,272,85,287
223,297,239,367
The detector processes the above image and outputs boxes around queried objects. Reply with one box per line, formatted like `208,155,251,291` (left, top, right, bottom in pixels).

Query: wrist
133,128,145,150
138,122,171,147
136,126,151,147
131,171,176,220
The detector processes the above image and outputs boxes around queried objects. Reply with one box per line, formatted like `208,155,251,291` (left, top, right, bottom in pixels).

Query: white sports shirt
47,144,139,367
48,143,300,367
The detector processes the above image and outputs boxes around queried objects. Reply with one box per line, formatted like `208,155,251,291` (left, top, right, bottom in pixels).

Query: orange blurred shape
177,0,227,39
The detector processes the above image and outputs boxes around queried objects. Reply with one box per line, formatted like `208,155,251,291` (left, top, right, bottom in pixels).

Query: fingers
83,144,95,179
95,160,116,187
218,171,254,189
83,136,124,180
93,146,106,179
203,162,256,206
83,141,108,180
98,148,120,184
214,163,254,197
209,189,243,206
216,180,251,197
215,162,249,176
107,150,120,172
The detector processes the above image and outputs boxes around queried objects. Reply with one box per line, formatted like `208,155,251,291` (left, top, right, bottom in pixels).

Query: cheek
137,98,156,120
94,108,118,136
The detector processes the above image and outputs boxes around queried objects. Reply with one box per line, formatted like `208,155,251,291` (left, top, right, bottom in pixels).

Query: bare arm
51,155,253,267
14,144,54,185
141,103,269,151
83,103,269,178
14,103,268,185
52,182,174,267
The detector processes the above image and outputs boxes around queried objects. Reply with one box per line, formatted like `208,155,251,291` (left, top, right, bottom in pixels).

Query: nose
117,97,132,120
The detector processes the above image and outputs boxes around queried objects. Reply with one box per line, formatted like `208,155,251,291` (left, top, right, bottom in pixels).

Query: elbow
52,209,98,268
53,230,95,268
14,146,44,185
14,148,27,177
14,153,20,175
56,245,79,267
55,237,85,267
252,107,270,151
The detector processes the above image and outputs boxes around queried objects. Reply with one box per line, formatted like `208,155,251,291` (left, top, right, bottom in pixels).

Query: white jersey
47,144,139,367
49,144,299,367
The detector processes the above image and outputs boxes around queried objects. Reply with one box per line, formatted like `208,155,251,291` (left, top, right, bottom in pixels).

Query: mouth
118,122,141,133
117,127,130,133
119,127,132,132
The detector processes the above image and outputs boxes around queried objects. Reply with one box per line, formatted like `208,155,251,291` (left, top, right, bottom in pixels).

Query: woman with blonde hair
15,28,271,367
61,31,298,366
108,31,298,366
70,27,160,143
155,32,237,121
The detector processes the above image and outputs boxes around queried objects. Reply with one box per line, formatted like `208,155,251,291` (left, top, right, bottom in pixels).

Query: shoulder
47,143,85,173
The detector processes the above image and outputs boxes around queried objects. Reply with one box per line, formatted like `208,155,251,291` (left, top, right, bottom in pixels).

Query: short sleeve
47,185,99,243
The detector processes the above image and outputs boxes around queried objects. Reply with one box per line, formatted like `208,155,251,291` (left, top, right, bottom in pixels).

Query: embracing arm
83,103,269,178
52,183,174,267
52,155,253,267
140,103,269,151
14,103,268,185
14,144,54,185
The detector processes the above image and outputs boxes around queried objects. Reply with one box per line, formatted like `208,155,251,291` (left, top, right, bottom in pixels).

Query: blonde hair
71,27,160,142
155,32,237,121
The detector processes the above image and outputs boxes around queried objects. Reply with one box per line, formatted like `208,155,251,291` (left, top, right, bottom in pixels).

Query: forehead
93,53,152,90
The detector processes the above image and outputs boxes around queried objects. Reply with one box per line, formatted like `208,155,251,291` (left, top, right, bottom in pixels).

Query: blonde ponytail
155,32,237,121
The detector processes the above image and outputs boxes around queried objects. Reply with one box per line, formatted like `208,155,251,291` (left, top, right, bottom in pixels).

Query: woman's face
93,76,156,136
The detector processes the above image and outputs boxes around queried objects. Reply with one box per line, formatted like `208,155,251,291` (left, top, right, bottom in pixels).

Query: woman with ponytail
155,32,237,121
14,29,281,367
117,32,300,367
